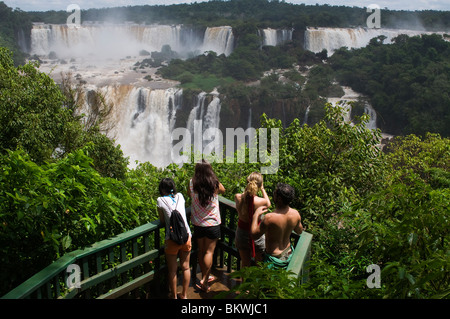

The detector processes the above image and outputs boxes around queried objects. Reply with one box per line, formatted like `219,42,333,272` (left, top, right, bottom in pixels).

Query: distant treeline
26,0,450,32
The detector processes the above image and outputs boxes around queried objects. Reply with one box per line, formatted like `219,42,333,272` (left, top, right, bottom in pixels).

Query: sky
3,0,450,12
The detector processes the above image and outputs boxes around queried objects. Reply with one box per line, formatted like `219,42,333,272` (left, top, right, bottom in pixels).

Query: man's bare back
252,205,303,256
250,183,304,261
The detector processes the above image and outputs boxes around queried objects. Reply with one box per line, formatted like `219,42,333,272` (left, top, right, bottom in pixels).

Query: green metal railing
1,220,165,299
2,196,312,299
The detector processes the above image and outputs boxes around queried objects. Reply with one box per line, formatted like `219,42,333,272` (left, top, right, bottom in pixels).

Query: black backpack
162,196,189,245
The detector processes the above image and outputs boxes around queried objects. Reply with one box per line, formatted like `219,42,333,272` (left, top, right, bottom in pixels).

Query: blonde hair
243,172,263,198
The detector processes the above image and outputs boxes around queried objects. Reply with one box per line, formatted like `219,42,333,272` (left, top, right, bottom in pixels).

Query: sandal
195,282,211,292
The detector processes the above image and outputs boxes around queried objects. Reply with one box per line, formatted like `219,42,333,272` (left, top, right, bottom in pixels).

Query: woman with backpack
157,178,192,299
188,160,225,293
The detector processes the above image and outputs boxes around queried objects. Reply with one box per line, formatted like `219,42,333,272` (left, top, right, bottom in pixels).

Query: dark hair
192,159,219,207
274,183,295,206
159,178,177,196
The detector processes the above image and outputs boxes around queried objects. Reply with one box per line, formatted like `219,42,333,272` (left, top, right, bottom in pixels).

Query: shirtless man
250,183,303,269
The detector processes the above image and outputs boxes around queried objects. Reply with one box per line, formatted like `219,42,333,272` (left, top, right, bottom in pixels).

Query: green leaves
0,148,153,295
224,263,301,299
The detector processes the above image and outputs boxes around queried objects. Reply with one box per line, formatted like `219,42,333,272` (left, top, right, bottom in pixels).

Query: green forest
0,0,449,299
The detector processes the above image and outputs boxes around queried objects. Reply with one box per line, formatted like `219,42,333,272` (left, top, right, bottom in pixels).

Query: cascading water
186,91,222,147
29,23,232,58
304,27,446,55
327,86,377,130
202,26,234,56
364,104,377,130
261,28,293,46
93,86,183,168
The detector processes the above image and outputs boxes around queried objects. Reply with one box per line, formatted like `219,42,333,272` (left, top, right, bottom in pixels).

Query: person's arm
260,184,271,208
187,179,192,197
234,193,241,207
217,182,226,195
251,206,268,239
294,212,304,234
157,206,165,226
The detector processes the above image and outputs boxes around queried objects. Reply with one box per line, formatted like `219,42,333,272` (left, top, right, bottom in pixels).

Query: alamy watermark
66,264,81,289
367,4,381,29
172,120,279,174
66,4,81,27
366,264,381,288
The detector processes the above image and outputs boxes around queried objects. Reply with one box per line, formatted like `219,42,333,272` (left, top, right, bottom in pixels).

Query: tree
0,48,70,164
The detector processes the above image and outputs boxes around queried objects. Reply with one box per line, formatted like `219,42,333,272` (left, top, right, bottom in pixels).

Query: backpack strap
161,194,179,212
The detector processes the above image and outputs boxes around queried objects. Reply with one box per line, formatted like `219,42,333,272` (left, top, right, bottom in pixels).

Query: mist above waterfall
30,23,238,62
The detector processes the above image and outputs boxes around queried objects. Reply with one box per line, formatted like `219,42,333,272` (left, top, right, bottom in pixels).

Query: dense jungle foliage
0,0,448,299
0,47,448,298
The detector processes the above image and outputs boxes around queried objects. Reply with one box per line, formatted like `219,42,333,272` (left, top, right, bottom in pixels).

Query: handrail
2,196,312,299
287,231,313,283
2,220,163,299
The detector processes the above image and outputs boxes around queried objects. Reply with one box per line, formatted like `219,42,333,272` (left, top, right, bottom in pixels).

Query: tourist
157,178,192,299
188,160,225,292
250,183,303,269
234,172,271,268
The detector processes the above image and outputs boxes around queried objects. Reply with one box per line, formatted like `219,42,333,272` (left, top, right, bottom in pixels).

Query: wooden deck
175,266,241,299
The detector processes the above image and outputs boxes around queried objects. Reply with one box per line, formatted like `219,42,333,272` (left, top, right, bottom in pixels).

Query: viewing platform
1,196,312,299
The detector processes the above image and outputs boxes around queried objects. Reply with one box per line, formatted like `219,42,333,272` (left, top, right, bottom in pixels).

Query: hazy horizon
3,0,450,13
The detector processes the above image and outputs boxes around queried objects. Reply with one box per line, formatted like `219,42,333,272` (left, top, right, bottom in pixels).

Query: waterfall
187,91,222,138
326,86,378,130
29,24,297,59
364,104,377,130
261,28,293,46
187,92,207,147
202,26,234,56
81,85,183,168
29,23,234,58
89,85,223,168
304,27,446,55
303,105,310,125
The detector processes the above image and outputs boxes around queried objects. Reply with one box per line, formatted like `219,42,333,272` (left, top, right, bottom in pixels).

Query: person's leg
197,236,207,283
165,253,178,299
236,228,251,268
178,250,191,299
239,249,252,268
199,237,217,291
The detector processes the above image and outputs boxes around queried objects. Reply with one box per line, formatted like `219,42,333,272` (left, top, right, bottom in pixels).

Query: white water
305,27,447,55
77,85,183,168
327,86,377,129
202,26,235,56
186,91,222,142
261,28,293,46
30,23,233,58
